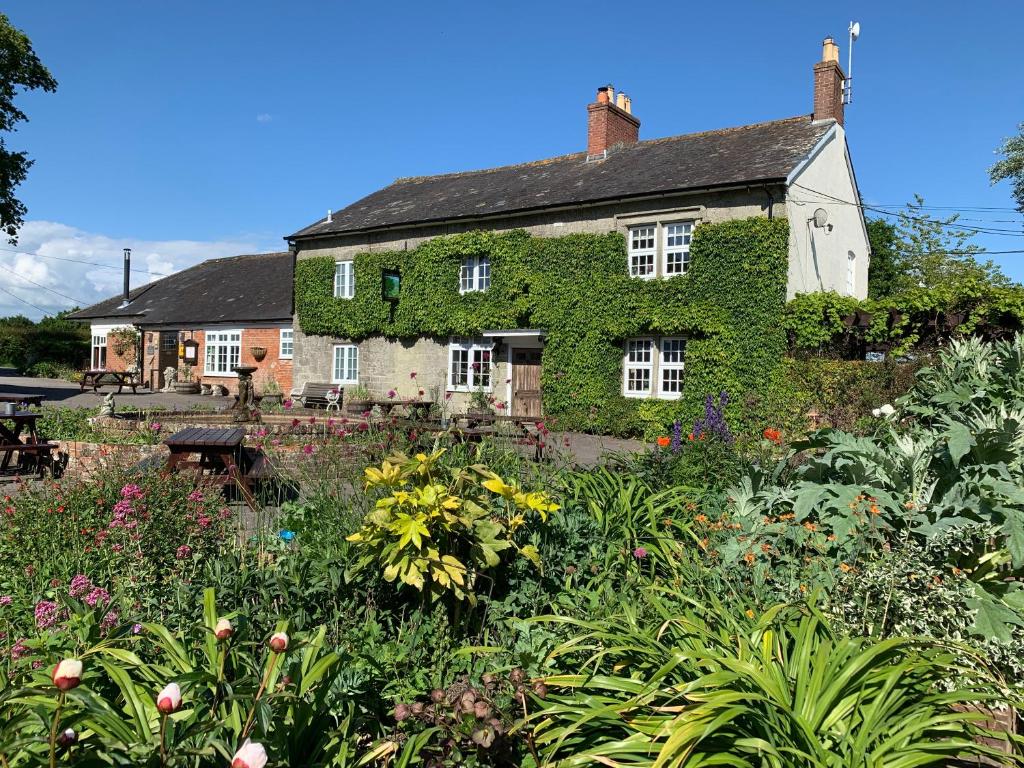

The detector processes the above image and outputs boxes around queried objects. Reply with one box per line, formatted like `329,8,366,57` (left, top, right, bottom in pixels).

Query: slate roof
67,252,294,325
289,115,833,240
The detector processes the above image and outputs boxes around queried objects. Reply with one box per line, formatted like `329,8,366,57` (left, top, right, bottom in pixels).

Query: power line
3,270,85,306
0,284,50,315
790,184,1024,238
0,245,171,277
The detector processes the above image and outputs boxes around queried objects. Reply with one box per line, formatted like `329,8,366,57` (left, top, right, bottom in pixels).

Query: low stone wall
93,412,362,437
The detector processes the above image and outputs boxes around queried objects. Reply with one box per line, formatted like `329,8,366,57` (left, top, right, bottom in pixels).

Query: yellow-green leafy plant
346,450,558,604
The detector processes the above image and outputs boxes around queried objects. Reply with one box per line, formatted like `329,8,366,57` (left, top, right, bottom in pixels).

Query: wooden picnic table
162,427,267,508
0,411,51,476
0,393,44,407
80,370,141,394
371,398,435,420
450,415,547,461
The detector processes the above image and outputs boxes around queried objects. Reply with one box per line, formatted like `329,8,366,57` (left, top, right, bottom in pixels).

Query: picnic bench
0,393,44,407
0,411,54,477
162,427,271,508
79,370,141,394
449,414,547,461
292,382,342,409
371,398,435,420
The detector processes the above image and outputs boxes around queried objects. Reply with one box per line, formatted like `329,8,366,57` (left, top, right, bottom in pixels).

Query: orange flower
869,504,880,516
694,514,708,524
826,534,837,542
762,427,782,444
799,584,807,593
803,522,817,532
743,552,756,565
687,433,695,441
656,436,671,448
839,562,853,573
745,609,755,619
760,542,772,553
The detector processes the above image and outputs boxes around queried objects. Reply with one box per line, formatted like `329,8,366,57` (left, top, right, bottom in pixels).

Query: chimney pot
587,86,640,157
615,91,627,110
821,36,840,63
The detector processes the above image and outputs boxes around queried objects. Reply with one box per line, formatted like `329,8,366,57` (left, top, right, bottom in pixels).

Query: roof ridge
390,114,814,186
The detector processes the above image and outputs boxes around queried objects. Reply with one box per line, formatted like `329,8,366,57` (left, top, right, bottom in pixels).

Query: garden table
0,411,51,475
0,393,44,407
162,427,261,507
79,370,140,393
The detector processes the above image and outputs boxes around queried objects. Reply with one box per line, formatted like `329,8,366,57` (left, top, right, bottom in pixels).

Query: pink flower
187,489,204,502
100,610,119,631
231,741,268,768
176,545,192,560
387,389,397,399
149,422,162,432
496,402,505,410
120,484,143,500
156,682,182,714
0,595,11,606
632,547,648,559
84,587,110,607
34,600,59,629
10,639,29,660
302,444,314,455
291,418,300,428
52,659,83,691
282,399,293,409
268,632,289,652
410,371,417,379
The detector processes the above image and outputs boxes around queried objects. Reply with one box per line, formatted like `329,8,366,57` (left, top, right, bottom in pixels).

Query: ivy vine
295,219,790,436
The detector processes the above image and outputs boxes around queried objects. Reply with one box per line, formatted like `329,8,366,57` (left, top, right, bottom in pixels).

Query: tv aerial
844,21,861,105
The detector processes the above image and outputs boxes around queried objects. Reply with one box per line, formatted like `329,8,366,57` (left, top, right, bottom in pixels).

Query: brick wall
586,101,640,157
187,327,293,396
813,61,845,125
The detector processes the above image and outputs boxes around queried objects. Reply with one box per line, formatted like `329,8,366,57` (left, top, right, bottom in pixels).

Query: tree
865,218,902,299
0,14,56,244
990,122,1024,217
875,195,1009,295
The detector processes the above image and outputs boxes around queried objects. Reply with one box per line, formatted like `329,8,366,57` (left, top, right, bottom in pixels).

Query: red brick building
68,252,294,397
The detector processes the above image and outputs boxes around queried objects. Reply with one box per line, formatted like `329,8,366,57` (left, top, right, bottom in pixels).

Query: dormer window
460,255,490,293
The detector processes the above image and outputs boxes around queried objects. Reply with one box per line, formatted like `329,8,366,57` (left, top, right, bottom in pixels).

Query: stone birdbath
231,365,259,421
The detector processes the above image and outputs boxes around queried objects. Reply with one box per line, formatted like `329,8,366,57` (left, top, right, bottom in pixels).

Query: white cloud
0,220,270,320
256,113,273,123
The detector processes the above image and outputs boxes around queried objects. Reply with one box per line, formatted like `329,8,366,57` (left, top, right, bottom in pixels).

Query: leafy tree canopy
0,13,57,243
990,122,1024,217
867,195,1010,298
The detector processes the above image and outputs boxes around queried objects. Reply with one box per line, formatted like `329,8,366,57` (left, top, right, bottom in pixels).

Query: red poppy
763,427,782,444
656,436,671,447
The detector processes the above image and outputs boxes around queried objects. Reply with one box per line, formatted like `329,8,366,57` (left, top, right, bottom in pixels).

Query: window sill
447,386,493,394
623,392,683,400
203,372,238,379
331,379,358,386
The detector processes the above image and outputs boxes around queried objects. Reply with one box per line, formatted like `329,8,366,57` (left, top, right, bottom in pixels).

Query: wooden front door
511,348,543,418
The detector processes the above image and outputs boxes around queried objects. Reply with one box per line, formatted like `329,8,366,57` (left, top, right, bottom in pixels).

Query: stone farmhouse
285,37,868,417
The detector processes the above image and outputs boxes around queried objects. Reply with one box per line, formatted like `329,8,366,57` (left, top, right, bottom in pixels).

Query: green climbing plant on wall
295,219,790,437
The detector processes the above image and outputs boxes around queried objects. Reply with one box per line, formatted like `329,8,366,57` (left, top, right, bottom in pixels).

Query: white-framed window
847,253,856,296
204,330,242,376
334,260,355,299
91,332,108,370
623,336,687,398
658,338,686,398
279,328,294,359
332,344,359,384
160,332,178,351
448,338,493,391
459,255,491,293
629,227,656,279
663,223,693,276
623,339,653,396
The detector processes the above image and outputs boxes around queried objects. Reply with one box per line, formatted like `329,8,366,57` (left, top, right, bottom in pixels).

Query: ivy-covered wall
295,218,790,436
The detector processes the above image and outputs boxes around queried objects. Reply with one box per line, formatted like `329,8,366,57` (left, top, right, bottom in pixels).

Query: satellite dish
850,21,860,40
812,208,829,228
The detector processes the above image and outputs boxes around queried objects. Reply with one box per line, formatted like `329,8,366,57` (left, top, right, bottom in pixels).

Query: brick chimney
587,85,640,157
813,37,846,125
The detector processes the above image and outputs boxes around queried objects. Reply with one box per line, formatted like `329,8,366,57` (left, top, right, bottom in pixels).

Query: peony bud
231,740,268,768
473,700,492,719
268,632,289,653
214,618,233,641
533,681,548,699
52,659,83,691
156,682,182,714
57,727,78,748
394,703,411,722
509,667,524,685
430,688,445,703
410,701,425,716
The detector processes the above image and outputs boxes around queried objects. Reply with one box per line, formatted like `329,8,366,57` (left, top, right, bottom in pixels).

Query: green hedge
295,219,790,437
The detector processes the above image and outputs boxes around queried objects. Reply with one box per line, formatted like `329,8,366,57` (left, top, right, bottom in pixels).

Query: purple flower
132,623,143,634
302,444,314,455
283,399,293,409
0,595,12,606
69,574,91,598
84,587,110,607
692,391,733,445
632,547,648,559
100,610,119,631
34,600,60,629
10,639,28,660
387,389,397,399
670,420,682,453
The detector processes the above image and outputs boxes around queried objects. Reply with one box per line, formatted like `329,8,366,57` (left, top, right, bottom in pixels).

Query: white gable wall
784,124,870,299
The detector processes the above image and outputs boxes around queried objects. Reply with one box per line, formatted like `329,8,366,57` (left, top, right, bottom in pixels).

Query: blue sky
2,0,1023,317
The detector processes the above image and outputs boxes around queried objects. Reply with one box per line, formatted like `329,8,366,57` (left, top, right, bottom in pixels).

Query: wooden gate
511,348,543,418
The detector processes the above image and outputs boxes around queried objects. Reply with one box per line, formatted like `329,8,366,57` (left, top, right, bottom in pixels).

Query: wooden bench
0,441,56,477
292,383,342,409
79,370,141,394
